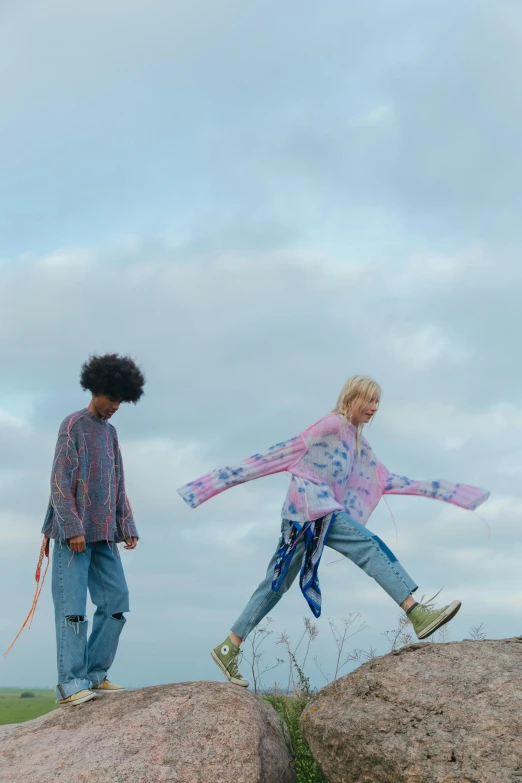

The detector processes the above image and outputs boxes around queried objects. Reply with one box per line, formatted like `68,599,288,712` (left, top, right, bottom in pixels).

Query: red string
4,537,50,657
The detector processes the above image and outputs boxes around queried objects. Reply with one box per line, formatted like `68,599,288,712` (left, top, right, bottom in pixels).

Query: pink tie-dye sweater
177,415,489,524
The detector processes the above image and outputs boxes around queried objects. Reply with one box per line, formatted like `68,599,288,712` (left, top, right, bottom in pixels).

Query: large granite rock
301,637,522,783
0,681,295,783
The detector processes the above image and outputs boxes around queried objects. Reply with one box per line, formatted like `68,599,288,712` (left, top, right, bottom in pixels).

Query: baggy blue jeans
51,540,130,699
231,511,418,639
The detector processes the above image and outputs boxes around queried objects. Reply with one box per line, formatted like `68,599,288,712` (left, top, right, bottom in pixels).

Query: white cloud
357,103,394,127
497,452,522,477
444,435,469,451
0,409,30,431
395,245,493,292
0,511,41,549
382,402,522,444
386,324,467,371
35,250,91,269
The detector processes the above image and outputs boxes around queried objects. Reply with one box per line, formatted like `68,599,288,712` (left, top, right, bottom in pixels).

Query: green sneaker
211,637,249,687
408,599,462,640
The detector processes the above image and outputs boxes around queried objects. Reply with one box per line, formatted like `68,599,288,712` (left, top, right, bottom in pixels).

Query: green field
0,688,58,725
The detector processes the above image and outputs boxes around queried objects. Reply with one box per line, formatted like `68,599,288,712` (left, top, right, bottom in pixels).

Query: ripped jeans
51,540,130,699
231,511,418,640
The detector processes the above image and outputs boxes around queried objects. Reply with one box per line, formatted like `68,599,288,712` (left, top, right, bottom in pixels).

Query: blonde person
178,376,489,687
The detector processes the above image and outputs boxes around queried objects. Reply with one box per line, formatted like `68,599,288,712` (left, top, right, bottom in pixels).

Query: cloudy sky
1,0,520,690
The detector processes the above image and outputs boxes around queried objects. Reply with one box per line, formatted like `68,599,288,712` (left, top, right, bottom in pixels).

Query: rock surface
0,681,295,783
301,636,522,783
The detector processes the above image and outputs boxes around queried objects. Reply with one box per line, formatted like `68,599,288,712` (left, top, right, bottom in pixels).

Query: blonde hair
332,375,382,454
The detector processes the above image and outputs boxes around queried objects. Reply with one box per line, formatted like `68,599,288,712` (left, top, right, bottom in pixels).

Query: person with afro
42,353,146,706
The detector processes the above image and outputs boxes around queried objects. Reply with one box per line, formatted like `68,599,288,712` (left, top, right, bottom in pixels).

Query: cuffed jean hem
88,671,109,687
392,578,418,606
56,678,91,700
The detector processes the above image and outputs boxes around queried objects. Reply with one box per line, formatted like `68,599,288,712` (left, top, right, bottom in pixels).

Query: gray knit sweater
42,408,139,543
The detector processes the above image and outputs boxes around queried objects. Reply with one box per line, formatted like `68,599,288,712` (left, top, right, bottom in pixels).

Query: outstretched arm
178,435,307,509
177,414,346,510
378,463,490,510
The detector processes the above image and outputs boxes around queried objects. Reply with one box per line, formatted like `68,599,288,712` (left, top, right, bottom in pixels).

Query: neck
88,399,103,419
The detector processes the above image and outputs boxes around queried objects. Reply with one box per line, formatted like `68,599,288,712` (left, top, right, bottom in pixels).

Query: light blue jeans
231,511,418,639
51,540,129,699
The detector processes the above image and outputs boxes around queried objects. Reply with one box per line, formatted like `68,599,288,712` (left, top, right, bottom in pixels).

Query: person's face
91,394,122,419
351,392,380,426
360,392,380,423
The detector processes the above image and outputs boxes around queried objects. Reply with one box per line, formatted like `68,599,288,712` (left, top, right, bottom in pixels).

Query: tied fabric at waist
272,513,334,618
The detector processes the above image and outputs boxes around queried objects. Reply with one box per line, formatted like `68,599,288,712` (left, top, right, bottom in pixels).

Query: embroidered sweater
177,414,489,523
42,409,138,544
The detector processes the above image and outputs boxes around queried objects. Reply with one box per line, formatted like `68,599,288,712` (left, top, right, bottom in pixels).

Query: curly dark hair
80,354,146,403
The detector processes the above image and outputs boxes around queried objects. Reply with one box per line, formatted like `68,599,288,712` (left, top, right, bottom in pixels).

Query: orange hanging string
3,536,50,658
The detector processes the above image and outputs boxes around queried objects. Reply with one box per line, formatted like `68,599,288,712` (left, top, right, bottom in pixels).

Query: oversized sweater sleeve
114,438,139,542
177,434,306,509
49,420,85,540
377,463,490,510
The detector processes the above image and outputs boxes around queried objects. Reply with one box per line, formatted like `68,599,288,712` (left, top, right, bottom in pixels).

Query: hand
69,535,86,553
123,537,138,550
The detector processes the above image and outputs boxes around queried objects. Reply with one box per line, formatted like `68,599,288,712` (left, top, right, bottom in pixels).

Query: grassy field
0,688,58,725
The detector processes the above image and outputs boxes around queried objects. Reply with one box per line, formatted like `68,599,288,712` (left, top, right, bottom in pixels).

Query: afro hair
80,354,146,404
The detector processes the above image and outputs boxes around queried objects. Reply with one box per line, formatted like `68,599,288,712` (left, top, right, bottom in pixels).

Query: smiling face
90,394,122,420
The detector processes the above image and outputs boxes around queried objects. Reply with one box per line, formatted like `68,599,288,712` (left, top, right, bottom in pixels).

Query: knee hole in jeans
65,615,87,634
112,612,125,621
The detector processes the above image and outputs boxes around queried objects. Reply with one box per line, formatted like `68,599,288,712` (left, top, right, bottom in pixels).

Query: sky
0,0,521,690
